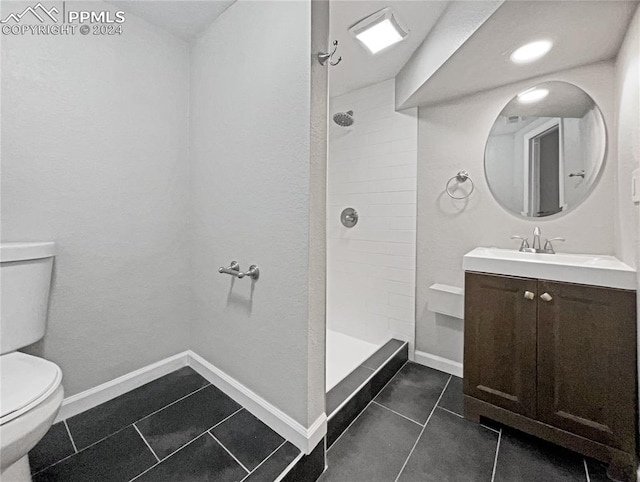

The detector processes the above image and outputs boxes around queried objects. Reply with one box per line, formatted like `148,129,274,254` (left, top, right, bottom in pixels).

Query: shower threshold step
326,339,408,448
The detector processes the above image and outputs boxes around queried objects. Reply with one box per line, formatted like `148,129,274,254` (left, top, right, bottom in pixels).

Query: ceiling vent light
510,40,553,64
349,7,408,55
517,87,549,104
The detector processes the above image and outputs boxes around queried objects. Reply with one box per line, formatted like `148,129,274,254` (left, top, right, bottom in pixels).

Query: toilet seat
0,352,62,426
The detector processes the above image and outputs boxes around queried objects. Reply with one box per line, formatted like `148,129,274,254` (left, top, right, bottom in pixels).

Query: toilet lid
1,352,62,425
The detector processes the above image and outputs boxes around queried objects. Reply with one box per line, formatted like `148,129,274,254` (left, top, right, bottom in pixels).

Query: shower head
333,110,354,127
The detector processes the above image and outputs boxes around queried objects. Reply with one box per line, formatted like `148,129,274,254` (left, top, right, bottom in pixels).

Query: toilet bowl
0,352,64,480
0,242,62,481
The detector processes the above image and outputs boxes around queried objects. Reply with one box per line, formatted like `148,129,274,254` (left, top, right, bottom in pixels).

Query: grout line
273,451,305,482
63,420,78,453
130,406,244,481
33,424,133,475
129,433,208,481
583,458,591,482
436,406,464,419
328,343,408,419
133,423,160,463
328,359,410,452
207,408,244,432
481,423,501,435
491,428,502,482
435,404,500,434
372,401,423,427
209,432,250,474
393,375,452,482
134,383,211,424
239,440,287,482
34,383,213,476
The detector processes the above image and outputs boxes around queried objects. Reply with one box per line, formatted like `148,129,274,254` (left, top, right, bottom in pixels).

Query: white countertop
463,247,636,290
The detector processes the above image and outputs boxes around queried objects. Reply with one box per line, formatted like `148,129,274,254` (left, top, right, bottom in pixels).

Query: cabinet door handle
540,292,553,302
524,291,535,300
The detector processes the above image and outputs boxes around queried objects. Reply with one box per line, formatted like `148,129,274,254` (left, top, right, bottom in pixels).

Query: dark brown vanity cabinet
464,271,638,480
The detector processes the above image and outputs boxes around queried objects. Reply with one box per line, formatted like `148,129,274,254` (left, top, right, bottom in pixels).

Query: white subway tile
389,293,414,309
370,178,415,193
327,79,417,348
368,204,415,217
389,318,414,336
378,151,417,167
391,164,417,179
388,191,417,204
390,137,416,153
387,304,414,323
382,280,415,296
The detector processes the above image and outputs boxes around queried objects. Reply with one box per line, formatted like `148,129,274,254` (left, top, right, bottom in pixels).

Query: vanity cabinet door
537,280,637,452
464,272,538,418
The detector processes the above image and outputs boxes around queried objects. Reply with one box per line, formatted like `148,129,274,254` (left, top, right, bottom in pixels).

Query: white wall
614,5,640,437
615,5,640,270
189,0,325,428
327,79,417,350
1,3,191,396
416,62,617,364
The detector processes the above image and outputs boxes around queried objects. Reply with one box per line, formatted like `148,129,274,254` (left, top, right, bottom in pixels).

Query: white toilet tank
0,242,56,355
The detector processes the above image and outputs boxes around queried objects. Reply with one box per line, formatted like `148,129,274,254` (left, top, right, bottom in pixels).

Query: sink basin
463,247,636,290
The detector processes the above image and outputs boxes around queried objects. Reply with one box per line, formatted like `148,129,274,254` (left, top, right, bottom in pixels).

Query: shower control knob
340,208,358,228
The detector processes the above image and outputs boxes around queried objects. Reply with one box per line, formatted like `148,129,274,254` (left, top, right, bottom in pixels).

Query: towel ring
446,171,474,200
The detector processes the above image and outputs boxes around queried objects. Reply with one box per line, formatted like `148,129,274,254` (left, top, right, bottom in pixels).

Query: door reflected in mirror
484,81,606,218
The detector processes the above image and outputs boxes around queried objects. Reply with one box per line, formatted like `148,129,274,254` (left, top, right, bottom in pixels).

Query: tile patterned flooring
321,362,611,482
29,361,615,482
29,367,301,482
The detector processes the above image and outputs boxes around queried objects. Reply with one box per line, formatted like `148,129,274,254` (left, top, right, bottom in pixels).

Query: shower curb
326,340,409,448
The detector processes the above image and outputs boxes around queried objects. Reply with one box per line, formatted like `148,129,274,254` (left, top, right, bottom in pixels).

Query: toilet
0,242,63,481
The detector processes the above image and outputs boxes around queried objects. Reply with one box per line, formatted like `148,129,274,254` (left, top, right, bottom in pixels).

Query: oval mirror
484,81,606,218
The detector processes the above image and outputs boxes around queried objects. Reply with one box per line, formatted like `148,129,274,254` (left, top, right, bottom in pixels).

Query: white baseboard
53,350,326,455
188,351,326,455
54,352,189,423
414,350,463,378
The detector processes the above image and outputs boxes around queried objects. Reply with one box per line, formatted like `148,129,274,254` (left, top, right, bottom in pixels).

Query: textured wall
327,79,417,350
1,3,191,396
189,0,324,427
416,62,618,364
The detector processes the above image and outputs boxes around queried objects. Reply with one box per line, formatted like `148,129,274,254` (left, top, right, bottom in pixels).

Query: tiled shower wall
327,79,417,350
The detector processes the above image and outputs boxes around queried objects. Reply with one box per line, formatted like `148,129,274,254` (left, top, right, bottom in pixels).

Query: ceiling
501,81,595,119
489,116,537,136
106,0,235,41
397,0,639,108
329,1,449,98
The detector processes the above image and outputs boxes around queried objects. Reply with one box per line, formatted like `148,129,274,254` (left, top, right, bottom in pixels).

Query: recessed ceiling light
349,7,408,55
517,87,549,104
510,40,553,64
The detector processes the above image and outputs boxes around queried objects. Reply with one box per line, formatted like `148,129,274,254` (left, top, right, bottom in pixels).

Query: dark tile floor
320,362,607,482
29,367,301,482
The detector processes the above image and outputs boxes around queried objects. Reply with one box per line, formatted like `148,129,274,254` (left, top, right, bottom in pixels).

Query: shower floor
326,330,380,390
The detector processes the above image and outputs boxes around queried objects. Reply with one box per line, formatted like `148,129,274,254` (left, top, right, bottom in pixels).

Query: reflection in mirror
484,81,606,218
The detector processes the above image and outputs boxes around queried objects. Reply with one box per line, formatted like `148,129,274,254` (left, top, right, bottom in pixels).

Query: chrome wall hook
219,261,260,281
318,40,342,66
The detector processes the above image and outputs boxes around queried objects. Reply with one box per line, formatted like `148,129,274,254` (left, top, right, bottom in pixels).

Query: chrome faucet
511,227,565,254
532,226,542,251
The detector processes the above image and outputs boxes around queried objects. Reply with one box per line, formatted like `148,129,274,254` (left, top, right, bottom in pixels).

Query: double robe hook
318,40,342,66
